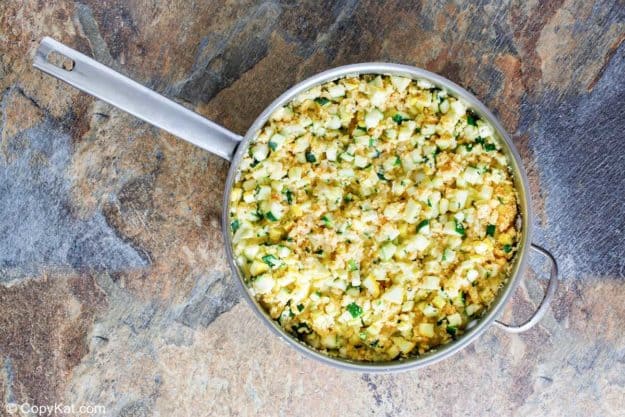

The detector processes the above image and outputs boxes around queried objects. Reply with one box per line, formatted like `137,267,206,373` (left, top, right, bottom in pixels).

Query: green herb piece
427,199,432,207
346,302,363,318
394,156,401,166
266,211,278,222
250,159,260,168
321,215,332,227
475,136,485,145
486,224,496,237
467,113,478,126
503,244,512,253
268,141,278,151
285,189,293,204
484,143,496,151
305,151,317,163
370,339,379,348
392,113,406,124
297,303,305,312
359,331,367,340
314,97,330,106
377,172,387,181
446,325,457,336
416,219,430,232
262,254,281,268
230,219,240,233
465,143,473,151
369,137,375,147
455,219,466,236
314,249,324,255
348,259,359,271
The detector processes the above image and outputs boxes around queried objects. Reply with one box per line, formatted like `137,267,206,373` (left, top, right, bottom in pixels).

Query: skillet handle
33,37,242,161
495,244,559,333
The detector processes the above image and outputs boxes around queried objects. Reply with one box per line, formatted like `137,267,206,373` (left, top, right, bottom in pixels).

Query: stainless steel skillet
33,37,558,372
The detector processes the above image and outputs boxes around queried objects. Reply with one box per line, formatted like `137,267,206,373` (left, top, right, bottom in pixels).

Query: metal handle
33,37,242,161
495,244,559,333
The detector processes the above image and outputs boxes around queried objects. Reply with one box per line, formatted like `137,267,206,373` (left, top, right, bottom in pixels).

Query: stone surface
0,1,624,416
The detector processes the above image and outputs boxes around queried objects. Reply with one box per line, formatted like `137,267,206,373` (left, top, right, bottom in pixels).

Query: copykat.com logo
5,402,106,415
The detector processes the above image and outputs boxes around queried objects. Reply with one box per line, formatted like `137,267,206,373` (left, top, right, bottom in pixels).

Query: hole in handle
47,51,75,71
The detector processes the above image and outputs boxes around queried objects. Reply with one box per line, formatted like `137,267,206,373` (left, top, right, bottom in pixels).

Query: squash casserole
228,74,519,361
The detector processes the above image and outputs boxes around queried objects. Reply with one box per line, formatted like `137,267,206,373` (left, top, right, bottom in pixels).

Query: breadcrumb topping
229,74,519,361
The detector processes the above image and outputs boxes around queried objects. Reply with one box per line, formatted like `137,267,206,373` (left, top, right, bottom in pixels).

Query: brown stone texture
0,1,624,416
